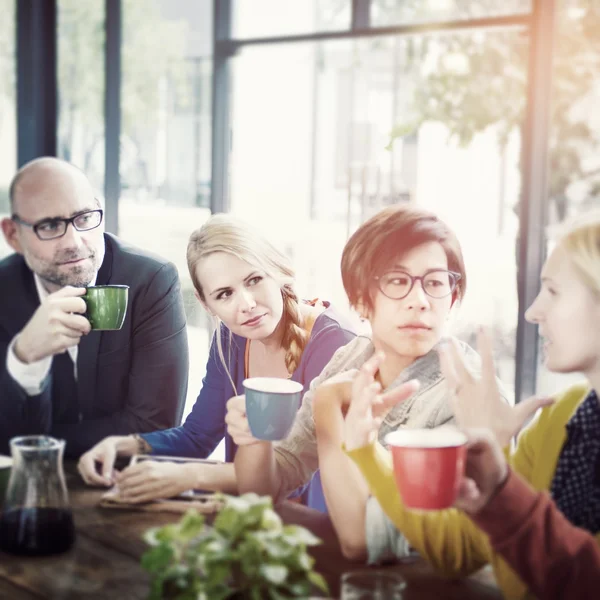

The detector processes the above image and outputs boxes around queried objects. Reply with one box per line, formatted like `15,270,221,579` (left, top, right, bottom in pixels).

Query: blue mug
243,377,303,441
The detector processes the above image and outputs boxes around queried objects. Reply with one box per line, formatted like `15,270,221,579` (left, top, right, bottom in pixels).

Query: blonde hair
554,209,600,297
187,214,309,393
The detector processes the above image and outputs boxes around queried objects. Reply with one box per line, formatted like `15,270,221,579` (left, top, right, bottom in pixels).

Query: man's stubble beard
27,242,105,289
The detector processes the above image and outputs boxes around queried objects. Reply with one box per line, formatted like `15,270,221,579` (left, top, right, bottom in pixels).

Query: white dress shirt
6,274,96,395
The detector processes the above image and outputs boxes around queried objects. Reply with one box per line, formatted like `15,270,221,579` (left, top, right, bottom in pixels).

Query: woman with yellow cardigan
341,210,600,600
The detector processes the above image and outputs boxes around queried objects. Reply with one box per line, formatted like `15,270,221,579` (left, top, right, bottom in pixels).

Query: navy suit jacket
0,233,189,457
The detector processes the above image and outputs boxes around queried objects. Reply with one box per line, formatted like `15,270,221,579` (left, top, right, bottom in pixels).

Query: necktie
51,352,80,424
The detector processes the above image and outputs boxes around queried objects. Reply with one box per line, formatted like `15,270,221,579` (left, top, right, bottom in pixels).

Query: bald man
0,157,189,457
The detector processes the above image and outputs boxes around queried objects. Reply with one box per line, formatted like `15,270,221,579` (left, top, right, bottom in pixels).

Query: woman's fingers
119,481,164,504
448,338,473,382
361,351,385,378
513,395,554,431
226,394,246,414
114,463,147,485
78,450,114,487
476,328,497,385
226,394,258,444
438,346,459,392
99,446,117,482
351,353,384,399
372,415,384,431
454,477,482,512
350,372,378,417
375,379,420,417
78,457,109,486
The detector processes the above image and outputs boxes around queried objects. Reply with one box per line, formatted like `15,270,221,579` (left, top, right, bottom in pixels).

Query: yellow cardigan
346,383,598,600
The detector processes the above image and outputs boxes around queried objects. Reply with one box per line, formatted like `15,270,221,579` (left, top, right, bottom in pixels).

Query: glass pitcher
0,436,75,556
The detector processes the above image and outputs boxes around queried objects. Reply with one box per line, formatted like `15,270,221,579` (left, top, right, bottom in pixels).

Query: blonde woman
78,214,356,505
343,209,600,599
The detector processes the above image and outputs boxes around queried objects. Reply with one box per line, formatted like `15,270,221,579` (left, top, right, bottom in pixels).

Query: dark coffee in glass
0,436,75,556
0,507,75,555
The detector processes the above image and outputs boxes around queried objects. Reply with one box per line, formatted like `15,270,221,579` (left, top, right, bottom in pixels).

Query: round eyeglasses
11,209,104,241
375,270,461,301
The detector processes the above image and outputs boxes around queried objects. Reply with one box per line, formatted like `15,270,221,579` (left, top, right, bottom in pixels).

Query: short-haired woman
228,204,511,561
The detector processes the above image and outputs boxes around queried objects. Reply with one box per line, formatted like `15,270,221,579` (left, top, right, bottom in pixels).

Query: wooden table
0,466,502,599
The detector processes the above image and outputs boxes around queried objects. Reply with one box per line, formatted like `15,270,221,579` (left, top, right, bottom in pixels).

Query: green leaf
260,508,283,531
224,495,252,513
281,525,322,547
295,552,313,571
141,544,174,574
178,509,206,541
284,580,312,596
260,564,289,585
147,578,165,600
151,523,182,544
203,562,232,588
141,492,325,598
308,571,329,593
251,588,265,600
260,538,294,560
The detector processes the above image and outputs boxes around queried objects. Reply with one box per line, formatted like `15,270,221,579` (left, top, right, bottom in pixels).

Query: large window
371,0,531,26
536,0,600,396
119,0,213,421
233,0,351,39
57,0,106,195
230,26,529,396
0,0,15,260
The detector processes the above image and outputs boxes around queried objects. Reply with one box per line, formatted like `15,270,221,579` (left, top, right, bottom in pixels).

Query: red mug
385,428,467,511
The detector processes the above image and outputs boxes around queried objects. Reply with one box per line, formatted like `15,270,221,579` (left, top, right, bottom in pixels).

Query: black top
0,233,189,457
550,389,600,534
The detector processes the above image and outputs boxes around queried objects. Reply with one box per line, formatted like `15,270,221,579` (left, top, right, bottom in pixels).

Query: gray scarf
377,338,486,446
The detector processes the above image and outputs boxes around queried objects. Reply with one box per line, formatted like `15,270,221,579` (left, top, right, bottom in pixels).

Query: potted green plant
141,493,329,600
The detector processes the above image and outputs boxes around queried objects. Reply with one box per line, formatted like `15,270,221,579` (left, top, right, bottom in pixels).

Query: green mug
0,455,12,508
84,285,129,331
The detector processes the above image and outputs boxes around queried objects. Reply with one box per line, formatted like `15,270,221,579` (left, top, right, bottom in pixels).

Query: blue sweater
141,304,356,508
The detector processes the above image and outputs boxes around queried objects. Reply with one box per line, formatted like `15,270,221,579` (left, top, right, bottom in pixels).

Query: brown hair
341,205,467,312
187,214,309,393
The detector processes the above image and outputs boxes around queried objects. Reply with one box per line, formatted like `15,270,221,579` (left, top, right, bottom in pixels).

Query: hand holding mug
454,428,509,515
14,286,89,363
242,378,303,441
225,395,262,446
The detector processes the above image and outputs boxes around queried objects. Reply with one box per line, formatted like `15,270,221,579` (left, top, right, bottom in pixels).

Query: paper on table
99,487,223,514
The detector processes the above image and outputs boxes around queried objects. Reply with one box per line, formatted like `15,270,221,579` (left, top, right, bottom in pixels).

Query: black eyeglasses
11,209,104,241
375,270,461,300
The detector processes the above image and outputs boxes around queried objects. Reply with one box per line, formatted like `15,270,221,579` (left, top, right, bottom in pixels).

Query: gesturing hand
439,329,553,447
312,368,359,413
343,352,420,452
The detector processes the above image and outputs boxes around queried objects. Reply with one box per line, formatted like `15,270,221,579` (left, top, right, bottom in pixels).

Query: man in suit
0,157,189,457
